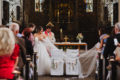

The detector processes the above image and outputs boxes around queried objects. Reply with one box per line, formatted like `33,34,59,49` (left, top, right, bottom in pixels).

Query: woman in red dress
0,27,19,80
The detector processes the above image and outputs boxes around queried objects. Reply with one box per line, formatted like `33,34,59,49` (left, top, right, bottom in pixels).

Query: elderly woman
0,27,19,80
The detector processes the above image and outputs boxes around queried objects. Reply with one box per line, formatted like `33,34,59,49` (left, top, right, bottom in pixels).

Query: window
35,0,44,12
35,0,40,12
85,0,93,12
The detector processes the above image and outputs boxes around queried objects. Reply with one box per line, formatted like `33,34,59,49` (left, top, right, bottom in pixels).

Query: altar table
54,42,88,51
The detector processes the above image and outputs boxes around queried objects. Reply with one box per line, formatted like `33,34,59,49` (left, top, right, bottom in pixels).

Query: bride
34,26,51,75
34,26,99,78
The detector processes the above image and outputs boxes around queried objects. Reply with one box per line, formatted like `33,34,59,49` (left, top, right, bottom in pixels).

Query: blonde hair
0,28,15,56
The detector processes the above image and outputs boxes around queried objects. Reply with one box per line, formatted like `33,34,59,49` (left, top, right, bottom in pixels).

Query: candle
60,28,62,33
60,28,63,40
57,10,59,17
68,10,70,17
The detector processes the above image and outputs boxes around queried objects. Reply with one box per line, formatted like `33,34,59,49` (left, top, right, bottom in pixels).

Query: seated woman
0,27,19,80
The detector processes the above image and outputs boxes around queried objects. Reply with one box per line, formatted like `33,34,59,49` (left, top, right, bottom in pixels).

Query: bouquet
76,33,83,40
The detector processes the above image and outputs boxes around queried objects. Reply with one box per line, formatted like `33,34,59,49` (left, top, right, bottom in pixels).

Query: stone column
75,0,78,32
0,0,2,25
118,0,120,22
100,0,104,23
49,0,52,21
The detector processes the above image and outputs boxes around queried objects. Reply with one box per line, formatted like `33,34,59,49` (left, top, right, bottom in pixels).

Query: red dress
0,44,19,79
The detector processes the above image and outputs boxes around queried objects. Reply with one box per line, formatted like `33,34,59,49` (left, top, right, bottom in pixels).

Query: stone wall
118,0,120,22
0,0,2,25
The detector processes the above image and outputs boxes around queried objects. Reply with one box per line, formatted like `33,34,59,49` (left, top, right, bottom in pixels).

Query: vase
79,39,82,43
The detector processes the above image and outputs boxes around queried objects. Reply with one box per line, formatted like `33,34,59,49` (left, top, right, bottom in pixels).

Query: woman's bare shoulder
34,33,38,37
43,34,47,37
103,35,109,39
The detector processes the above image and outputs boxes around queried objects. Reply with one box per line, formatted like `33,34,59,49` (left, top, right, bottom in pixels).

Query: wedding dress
34,36,99,78
34,37,51,75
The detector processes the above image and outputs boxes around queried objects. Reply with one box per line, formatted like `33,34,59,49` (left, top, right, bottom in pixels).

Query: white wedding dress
34,37,51,75
34,36,99,78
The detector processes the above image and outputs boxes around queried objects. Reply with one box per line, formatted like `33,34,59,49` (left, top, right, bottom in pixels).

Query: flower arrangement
76,33,83,40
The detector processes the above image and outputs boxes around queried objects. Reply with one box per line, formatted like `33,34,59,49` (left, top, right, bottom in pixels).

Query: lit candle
57,10,59,17
60,28,63,40
57,10,59,23
60,28,62,33
68,10,70,17
68,10,70,22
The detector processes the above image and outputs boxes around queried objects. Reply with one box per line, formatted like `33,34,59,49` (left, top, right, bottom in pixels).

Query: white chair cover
65,57,79,75
50,49,64,76
65,49,79,75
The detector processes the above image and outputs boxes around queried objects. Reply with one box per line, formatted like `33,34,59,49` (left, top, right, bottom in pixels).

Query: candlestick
60,28,63,40
64,35,69,42
57,10,59,23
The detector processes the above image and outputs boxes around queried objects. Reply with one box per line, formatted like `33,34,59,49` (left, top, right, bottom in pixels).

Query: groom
44,26,56,43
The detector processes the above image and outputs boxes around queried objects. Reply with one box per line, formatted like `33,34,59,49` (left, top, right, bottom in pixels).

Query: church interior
0,0,120,80
1,0,119,48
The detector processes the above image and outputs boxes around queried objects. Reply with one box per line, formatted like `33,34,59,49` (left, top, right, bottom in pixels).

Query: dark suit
104,33,120,58
104,33,120,80
16,36,26,69
22,37,33,58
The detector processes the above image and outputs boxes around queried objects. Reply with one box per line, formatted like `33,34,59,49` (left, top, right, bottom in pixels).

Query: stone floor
38,50,95,80
38,75,95,80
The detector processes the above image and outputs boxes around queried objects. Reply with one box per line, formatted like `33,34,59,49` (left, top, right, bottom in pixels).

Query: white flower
76,33,83,40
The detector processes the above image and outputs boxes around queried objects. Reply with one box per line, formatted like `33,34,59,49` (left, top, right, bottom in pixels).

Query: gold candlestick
57,10,59,23
60,28,63,40
64,35,69,42
68,10,70,23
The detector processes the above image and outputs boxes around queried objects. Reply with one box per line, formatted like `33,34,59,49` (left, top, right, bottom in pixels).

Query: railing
98,52,103,80
33,52,38,80
107,56,116,80
95,51,104,80
24,53,38,80
25,55,31,80
95,52,119,80
12,69,21,80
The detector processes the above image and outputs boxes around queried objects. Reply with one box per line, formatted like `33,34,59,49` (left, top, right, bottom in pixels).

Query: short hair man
44,26,56,43
24,23,36,46
9,23,26,77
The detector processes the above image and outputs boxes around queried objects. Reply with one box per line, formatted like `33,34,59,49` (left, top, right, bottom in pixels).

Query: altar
54,42,88,51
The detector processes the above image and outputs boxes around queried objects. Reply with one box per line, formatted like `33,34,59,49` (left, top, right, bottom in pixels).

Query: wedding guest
0,27,19,79
44,26,56,43
104,23,120,58
23,23,36,46
22,28,33,58
97,26,111,80
104,22,120,80
98,27,110,54
9,23,26,78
